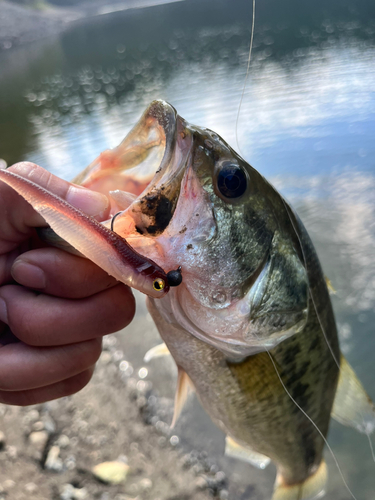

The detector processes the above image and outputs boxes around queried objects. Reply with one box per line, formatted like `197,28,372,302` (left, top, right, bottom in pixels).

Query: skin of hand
0,162,136,406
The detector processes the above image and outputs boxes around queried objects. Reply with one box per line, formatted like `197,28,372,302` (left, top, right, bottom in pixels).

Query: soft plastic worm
0,169,169,298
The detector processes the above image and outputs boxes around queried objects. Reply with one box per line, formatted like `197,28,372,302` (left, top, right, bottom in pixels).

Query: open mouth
96,100,193,238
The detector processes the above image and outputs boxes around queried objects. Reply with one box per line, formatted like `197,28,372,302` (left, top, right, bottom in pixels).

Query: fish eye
217,161,247,199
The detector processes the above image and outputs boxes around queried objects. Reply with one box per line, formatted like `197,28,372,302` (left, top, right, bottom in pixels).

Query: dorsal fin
332,356,375,434
171,367,194,428
225,436,270,469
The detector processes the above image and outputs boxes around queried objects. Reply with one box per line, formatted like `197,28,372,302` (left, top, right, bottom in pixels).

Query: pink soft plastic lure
0,169,169,298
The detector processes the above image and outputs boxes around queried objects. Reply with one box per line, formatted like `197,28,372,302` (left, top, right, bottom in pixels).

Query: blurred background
0,0,374,498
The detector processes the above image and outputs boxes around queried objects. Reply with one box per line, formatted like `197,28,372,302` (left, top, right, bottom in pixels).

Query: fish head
89,100,309,358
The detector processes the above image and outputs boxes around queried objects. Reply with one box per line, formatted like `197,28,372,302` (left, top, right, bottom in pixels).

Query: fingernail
67,186,109,217
0,299,8,324
11,261,46,289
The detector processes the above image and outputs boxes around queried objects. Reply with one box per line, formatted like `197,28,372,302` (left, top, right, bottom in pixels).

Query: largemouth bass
1,100,374,500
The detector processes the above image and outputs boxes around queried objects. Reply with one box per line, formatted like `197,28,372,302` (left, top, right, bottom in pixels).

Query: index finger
0,162,110,252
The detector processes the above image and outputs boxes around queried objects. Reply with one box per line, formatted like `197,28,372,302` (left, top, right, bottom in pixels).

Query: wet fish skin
144,114,340,493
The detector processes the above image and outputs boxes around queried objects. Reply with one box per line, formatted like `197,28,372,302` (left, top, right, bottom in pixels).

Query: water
0,0,374,498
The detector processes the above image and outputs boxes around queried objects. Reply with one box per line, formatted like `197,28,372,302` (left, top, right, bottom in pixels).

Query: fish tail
272,461,327,500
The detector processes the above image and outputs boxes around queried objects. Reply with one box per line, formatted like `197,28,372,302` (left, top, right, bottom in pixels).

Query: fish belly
148,297,339,487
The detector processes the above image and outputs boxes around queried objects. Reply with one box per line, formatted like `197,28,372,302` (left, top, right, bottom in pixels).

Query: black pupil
217,163,247,198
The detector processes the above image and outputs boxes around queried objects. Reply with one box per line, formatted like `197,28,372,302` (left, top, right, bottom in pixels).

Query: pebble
6,445,17,459
195,476,208,490
138,477,153,491
45,445,63,472
25,482,38,494
92,461,130,485
28,409,40,422
60,484,88,500
29,430,49,450
3,479,16,491
57,434,70,448
219,490,229,499
32,420,45,432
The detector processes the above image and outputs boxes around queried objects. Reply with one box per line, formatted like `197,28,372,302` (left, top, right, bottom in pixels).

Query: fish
1,100,374,500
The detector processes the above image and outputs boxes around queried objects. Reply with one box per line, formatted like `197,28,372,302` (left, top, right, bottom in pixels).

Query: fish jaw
72,100,187,213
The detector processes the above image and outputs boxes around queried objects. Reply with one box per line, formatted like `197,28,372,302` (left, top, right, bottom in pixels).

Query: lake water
0,0,374,498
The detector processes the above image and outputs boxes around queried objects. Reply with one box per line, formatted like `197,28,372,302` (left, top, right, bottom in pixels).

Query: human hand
0,162,135,406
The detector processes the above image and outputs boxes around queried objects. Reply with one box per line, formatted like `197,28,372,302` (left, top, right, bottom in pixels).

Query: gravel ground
0,332,229,500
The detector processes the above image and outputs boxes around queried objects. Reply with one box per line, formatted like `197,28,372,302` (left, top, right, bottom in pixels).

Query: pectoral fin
325,276,336,295
225,436,270,470
144,343,171,363
332,356,375,434
171,367,194,428
273,461,327,500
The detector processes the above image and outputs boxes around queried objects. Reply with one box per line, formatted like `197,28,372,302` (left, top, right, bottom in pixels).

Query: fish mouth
108,100,193,238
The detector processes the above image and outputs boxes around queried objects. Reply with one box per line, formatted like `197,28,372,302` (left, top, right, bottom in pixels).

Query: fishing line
281,197,375,467
255,335,359,500
235,0,256,155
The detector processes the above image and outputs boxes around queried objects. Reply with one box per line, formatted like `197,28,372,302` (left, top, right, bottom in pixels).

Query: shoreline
0,0,184,52
0,1,78,51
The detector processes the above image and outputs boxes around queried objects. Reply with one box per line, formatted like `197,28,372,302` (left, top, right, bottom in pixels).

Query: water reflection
0,0,375,498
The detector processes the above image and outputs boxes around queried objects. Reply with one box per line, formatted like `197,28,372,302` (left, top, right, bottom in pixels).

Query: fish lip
127,101,193,236
145,100,178,173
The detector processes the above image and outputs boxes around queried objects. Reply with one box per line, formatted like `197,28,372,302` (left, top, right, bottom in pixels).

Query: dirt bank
0,331,229,500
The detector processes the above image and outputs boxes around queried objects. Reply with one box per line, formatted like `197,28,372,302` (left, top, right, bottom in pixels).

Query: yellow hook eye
153,278,165,291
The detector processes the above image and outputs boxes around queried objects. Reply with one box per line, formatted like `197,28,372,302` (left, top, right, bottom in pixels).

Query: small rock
45,445,63,472
57,434,70,448
29,430,49,450
42,414,56,434
0,431,5,451
32,420,45,432
60,484,74,500
25,482,38,493
195,476,208,490
64,455,76,470
219,490,229,500
60,484,88,500
138,478,152,491
74,488,88,500
29,430,49,460
92,461,130,485
27,409,40,421
3,479,16,491
6,445,17,459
